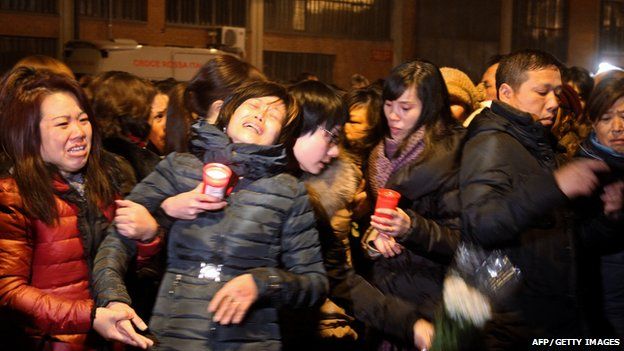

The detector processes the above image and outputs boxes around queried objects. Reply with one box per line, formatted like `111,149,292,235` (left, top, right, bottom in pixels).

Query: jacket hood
578,133,624,175
189,120,287,180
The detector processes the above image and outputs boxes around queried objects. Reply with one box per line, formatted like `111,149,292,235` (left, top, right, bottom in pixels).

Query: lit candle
202,163,232,199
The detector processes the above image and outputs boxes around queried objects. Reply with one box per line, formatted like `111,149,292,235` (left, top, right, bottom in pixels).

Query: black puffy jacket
368,125,466,325
460,101,581,349
93,122,328,351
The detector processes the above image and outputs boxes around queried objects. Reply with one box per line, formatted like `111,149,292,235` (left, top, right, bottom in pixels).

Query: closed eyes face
39,92,92,174
226,96,286,146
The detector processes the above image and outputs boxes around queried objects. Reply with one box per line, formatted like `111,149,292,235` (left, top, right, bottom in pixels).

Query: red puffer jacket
0,176,161,350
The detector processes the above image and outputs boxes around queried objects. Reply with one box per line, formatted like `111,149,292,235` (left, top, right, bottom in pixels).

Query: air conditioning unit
212,26,246,56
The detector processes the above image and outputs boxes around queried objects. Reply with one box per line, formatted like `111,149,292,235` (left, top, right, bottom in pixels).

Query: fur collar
303,154,362,222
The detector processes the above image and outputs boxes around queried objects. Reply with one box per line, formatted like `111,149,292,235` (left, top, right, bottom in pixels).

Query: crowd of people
0,49,622,351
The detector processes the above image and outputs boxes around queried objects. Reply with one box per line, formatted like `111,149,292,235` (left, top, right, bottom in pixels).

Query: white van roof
64,39,237,81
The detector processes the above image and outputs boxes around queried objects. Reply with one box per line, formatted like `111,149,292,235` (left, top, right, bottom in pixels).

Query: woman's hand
370,207,411,238
93,306,153,349
161,183,228,220
115,200,158,242
371,231,403,258
413,318,434,350
208,274,258,325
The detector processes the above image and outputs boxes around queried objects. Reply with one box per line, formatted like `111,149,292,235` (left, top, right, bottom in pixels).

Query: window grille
0,0,57,14
512,0,569,62
166,0,246,27
601,0,624,54
0,35,58,74
263,50,334,84
78,0,147,21
264,0,391,40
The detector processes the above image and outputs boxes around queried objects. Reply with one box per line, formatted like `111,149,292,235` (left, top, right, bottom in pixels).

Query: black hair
586,77,624,124
563,66,594,103
289,80,348,137
382,59,457,157
343,86,384,156
85,71,157,140
186,55,266,118
215,80,299,146
496,49,563,93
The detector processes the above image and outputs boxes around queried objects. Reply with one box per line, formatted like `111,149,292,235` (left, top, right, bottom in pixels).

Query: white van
64,39,237,81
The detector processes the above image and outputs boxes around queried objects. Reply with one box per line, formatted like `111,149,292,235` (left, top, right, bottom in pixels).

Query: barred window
0,0,57,13
0,35,58,74
264,50,334,83
601,0,624,54
265,0,391,40
166,0,246,27
512,0,568,62
78,0,147,21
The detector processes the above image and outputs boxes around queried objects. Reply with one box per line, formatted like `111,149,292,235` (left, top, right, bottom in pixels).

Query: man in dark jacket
459,49,619,350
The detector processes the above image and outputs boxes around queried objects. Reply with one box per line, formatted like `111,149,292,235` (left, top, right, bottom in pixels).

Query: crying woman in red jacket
0,67,155,350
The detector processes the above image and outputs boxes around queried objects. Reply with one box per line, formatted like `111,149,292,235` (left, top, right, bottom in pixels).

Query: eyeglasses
322,127,341,146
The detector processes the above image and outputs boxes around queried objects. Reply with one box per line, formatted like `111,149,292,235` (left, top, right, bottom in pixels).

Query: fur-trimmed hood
302,153,362,223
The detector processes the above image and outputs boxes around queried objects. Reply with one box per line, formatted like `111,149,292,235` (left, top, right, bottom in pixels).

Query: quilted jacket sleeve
249,180,328,308
93,154,194,307
0,186,93,334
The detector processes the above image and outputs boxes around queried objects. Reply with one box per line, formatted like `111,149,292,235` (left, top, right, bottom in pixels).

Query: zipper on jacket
169,274,182,295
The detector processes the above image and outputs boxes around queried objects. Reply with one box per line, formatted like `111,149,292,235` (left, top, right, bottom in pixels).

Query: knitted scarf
367,127,426,197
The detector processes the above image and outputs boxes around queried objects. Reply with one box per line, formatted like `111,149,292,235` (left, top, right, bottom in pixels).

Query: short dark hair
485,54,504,68
586,77,624,124
86,71,157,140
164,82,194,154
563,66,594,102
186,55,266,118
496,49,563,93
289,80,348,137
215,81,299,146
343,86,384,156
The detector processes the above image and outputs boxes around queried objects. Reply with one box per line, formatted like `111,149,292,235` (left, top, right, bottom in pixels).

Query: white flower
443,274,492,328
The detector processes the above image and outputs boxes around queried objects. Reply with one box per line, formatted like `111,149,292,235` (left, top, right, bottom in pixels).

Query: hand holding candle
374,189,401,218
371,188,411,241
203,163,232,200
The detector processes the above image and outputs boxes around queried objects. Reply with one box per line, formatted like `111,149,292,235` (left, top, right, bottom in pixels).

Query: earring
223,127,227,133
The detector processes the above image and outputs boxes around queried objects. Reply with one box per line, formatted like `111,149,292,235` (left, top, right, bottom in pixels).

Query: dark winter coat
459,101,581,349
92,123,328,351
368,125,466,325
103,136,160,182
576,135,624,337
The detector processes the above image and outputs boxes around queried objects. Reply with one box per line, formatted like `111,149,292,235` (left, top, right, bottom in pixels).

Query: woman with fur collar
283,80,433,350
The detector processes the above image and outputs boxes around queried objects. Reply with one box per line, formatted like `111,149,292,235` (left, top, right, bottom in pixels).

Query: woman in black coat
361,60,466,349
575,76,624,338
92,81,328,351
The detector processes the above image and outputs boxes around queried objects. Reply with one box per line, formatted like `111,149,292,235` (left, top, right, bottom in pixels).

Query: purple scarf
367,127,426,197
